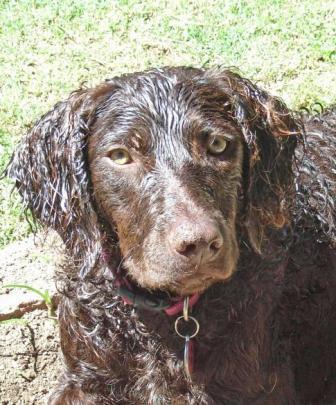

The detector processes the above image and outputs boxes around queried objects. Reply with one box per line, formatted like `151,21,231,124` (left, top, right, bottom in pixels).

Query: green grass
1,284,55,319
0,0,335,246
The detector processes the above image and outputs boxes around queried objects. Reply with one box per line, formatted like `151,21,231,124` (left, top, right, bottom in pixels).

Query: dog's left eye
207,135,229,155
108,149,132,165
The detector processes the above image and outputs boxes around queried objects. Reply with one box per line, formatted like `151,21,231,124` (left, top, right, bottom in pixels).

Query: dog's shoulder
294,107,336,245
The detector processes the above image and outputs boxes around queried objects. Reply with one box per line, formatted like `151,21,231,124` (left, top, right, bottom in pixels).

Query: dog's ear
207,70,300,253
6,83,117,277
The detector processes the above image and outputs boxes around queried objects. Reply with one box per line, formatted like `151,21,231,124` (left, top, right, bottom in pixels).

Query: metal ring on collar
174,315,200,339
183,296,189,321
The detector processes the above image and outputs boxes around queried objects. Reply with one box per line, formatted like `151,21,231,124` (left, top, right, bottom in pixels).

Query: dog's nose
168,218,223,263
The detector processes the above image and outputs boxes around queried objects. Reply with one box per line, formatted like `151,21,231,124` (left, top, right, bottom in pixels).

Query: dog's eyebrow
99,127,148,151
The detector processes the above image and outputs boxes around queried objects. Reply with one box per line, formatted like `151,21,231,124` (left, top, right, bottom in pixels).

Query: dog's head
8,67,299,295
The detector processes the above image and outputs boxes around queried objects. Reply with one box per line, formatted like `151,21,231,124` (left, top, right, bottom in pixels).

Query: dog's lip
173,270,232,295
180,270,230,283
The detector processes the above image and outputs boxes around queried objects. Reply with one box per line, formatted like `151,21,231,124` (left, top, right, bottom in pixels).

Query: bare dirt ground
0,233,64,405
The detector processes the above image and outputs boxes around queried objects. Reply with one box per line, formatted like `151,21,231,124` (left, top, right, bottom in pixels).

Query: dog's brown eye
109,149,132,165
207,135,229,155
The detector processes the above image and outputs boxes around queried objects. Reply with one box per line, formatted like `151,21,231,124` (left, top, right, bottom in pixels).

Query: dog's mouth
119,239,238,301
121,250,237,298
114,259,233,306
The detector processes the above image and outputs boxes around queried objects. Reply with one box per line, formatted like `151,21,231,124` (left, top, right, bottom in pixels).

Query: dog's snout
168,218,224,263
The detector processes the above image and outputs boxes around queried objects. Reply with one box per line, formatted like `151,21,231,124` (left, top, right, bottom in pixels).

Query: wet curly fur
7,67,336,404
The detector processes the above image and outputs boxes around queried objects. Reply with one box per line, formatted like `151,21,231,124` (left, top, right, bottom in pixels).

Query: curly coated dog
7,67,336,404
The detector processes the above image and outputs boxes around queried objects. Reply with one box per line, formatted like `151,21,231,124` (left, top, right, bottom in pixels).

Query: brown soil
0,233,64,404
0,310,61,404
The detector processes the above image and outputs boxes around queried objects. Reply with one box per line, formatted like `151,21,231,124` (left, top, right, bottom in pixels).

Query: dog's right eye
207,135,229,155
108,149,132,165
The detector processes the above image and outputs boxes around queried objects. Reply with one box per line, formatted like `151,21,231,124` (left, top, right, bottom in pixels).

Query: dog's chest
135,307,189,357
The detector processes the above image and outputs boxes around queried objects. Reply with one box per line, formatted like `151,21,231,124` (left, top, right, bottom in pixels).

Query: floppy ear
207,70,301,253
6,83,117,277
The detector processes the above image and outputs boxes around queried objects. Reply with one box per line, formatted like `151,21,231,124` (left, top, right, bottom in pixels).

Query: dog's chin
129,270,234,297
124,256,236,296
170,271,234,296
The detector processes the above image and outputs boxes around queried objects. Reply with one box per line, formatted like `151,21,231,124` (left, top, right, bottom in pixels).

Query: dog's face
89,71,244,295
9,67,297,295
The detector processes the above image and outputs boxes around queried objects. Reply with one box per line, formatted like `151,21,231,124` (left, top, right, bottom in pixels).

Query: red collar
164,293,200,316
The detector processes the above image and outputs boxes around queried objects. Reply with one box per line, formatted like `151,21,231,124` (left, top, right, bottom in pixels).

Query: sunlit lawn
0,0,335,246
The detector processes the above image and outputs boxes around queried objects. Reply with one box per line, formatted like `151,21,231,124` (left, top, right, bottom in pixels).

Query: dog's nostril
169,219,223,263
209,240,221,253
178,243,197,256
172,235,223,262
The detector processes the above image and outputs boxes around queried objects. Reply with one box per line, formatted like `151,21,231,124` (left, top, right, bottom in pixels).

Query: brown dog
8,67,336,404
